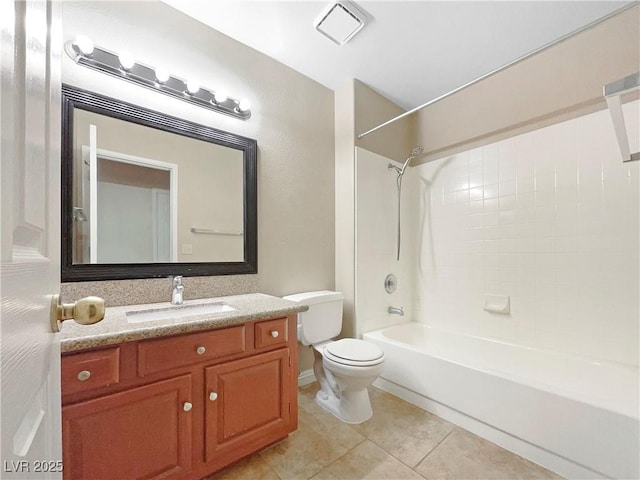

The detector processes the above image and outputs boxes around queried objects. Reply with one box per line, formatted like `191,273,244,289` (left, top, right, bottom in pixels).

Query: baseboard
297,369,316,386
373,377,606,480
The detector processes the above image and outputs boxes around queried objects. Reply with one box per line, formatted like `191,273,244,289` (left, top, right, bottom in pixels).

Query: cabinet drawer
255,318,288,349
62,347,120,396
138,326,246,376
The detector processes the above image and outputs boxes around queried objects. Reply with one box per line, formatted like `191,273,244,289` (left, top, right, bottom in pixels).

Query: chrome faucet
171,276,184,305
388,306,404,316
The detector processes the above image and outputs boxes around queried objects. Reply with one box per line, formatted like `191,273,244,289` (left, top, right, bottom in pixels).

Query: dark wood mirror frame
61,84,257,282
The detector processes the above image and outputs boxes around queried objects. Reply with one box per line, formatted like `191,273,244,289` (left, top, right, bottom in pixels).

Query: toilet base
315,387,373,424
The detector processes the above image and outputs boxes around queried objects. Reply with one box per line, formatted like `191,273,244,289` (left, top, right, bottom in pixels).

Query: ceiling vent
314,1,367,46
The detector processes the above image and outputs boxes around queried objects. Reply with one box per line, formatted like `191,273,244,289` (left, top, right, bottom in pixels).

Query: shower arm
604,72,640,163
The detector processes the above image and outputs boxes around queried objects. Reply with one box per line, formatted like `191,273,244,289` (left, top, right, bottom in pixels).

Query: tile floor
208,383,563,480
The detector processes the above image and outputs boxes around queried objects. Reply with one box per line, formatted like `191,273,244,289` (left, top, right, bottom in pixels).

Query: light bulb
214,91,227,103
118,51,135,70
73,35,94,56
155,67,170,83
238,99,251,112
186,80,200,94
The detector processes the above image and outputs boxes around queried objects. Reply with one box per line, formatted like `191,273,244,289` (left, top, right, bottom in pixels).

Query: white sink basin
126,302,235,324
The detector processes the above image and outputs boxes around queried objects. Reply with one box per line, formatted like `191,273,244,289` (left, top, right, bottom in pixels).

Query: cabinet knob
77,370,91,382
270,330,279,338
209,392,218,402
183,402,192,412
196,346,206,355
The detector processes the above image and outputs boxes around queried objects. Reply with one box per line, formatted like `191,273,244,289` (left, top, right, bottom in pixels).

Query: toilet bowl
313,339,384,423
283,291,385,424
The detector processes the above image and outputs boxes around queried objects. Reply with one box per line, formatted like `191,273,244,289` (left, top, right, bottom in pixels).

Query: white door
1,1,63,478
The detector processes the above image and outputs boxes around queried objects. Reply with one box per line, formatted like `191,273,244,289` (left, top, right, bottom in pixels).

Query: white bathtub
363,322,639,479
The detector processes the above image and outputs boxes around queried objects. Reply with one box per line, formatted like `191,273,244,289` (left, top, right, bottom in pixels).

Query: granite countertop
60,293,308,353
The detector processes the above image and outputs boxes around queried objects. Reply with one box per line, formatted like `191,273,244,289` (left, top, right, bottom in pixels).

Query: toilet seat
323,338,384,367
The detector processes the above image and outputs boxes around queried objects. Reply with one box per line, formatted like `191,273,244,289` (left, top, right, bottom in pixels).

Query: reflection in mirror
88,154,174,263
72,109,244,264
62,85,257,282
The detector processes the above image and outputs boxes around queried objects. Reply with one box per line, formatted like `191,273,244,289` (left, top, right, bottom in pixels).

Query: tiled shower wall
415,100,639,366
355,148,416,337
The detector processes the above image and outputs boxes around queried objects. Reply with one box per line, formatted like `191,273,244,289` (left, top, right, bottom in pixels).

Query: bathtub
363,322,639,479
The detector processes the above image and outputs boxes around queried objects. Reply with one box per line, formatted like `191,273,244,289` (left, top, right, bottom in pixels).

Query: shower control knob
270,331,279,338
384,274,398,294
196,346,206,355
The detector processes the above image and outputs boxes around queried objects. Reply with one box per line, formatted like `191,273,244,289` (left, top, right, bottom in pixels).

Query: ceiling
162,1,633,110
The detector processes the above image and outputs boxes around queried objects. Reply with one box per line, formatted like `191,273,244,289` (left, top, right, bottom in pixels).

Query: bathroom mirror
61,85,257,281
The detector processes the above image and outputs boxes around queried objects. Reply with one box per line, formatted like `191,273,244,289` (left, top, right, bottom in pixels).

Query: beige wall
60,1,335,375
354,80,417,162
413,5,640,163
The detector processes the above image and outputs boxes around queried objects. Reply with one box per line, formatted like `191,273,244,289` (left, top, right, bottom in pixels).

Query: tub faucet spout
388,306,404,316
171,276,184,305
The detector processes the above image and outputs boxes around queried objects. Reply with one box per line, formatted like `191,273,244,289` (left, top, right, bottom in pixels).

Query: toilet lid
324,339,384,366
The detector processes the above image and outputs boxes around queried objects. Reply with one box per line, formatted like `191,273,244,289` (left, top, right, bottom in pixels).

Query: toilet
283,291,385,424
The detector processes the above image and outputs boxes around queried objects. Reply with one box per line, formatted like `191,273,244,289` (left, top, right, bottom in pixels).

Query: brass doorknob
50,294,105,333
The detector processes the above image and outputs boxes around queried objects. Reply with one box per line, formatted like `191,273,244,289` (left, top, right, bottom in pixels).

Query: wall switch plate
181,244,193,255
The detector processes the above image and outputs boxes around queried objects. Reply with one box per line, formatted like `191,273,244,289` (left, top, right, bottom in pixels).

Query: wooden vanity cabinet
61,315,298,480
62,375,193,480
204,348,290,468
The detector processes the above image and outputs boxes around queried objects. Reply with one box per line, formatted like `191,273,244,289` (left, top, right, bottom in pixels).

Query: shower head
397,145,423,175
389,146,424,176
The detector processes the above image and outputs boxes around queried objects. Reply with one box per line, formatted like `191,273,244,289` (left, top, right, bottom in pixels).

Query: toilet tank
282,291,343,346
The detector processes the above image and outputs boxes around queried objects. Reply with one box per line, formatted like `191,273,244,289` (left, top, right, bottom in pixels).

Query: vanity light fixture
118,51,135,71
155,67,170,84
73,35,94,56
186,79,200,95
238,99,251,113
64,36,252,120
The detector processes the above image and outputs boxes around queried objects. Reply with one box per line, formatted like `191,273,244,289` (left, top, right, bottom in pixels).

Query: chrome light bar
64,36,251,121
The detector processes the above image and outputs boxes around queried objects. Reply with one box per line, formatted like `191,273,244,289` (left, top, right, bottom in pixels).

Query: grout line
416,471,434,480
413,428,455,469
359,435,440,479
306,437,368,480
365,437,419,470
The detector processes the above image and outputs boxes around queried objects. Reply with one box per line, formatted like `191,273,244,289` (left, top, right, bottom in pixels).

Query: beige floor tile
204,453,279,480
259,407,366,480
298,382,321,412
351,388,454,468
415,428,564,480
311,440,426,480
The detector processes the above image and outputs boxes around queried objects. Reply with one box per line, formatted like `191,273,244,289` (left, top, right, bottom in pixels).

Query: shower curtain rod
357,3,638,140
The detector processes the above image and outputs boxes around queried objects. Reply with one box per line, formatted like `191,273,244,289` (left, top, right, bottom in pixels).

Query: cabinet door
205,349,290,465
63,375,192,480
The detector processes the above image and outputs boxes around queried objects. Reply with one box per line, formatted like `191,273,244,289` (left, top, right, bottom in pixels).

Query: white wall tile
414,101,639,366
